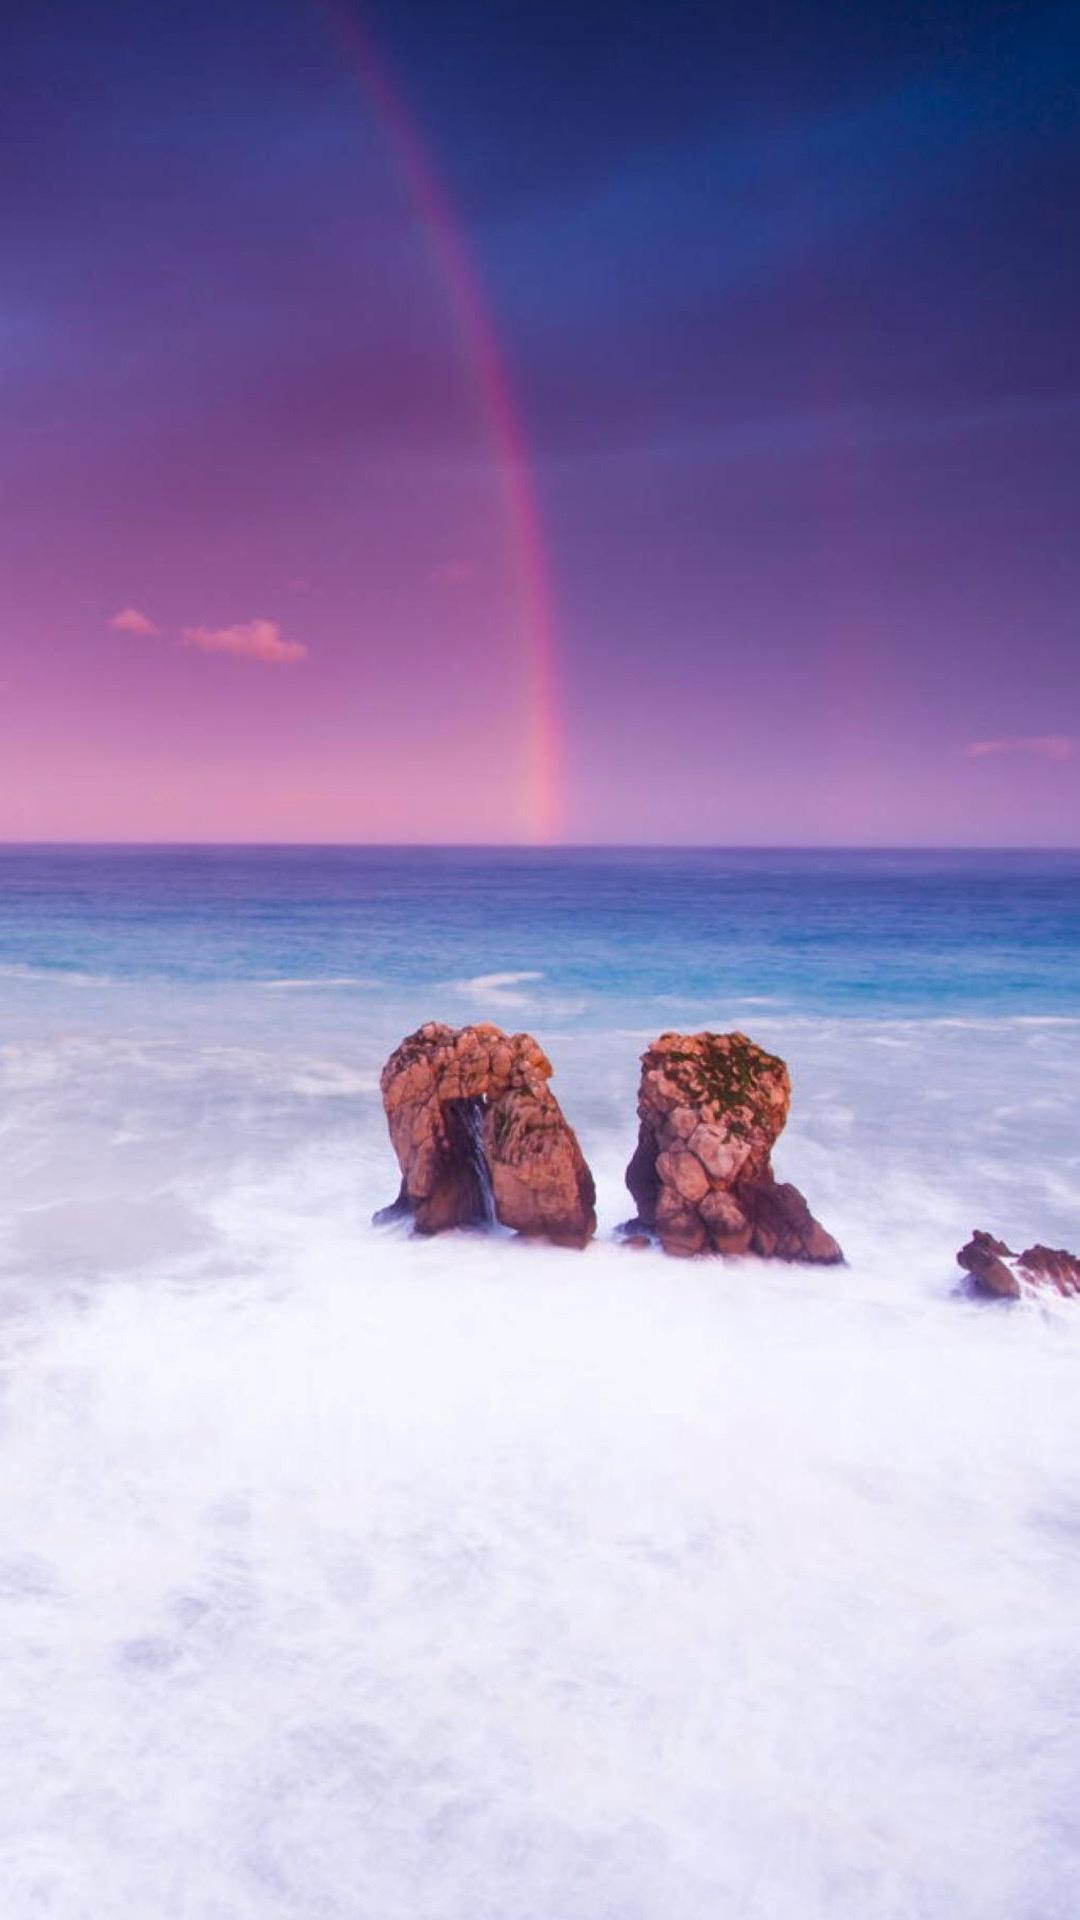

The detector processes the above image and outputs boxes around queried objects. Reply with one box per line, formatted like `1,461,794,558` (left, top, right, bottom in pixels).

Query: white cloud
110,607,160,636
963,735,1073,762
181,620,307,666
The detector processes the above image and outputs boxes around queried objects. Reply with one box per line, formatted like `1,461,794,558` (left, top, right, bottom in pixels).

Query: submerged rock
624,1030,843,1263
957,1231,1080,1300
377,1022,596,1248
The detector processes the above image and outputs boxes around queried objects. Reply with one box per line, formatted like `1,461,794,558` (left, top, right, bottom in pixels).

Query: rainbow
314,2,562,843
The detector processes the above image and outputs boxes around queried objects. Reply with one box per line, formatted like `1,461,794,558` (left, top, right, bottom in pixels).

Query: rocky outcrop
956,1231,1022,1299
377,1022,596,1247
957,1230,1080,1300
624,1030,842,1263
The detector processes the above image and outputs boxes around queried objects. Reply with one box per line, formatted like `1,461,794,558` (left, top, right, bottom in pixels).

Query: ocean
2,846,1078,1918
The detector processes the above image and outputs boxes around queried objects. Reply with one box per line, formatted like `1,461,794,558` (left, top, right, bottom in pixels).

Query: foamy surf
2,1210,1078,1919
2,849,1079,1918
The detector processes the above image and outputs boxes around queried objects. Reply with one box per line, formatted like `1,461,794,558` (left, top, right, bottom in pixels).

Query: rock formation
624,1030,842,1263
377,1021,596,1248
957,1230,1080,1300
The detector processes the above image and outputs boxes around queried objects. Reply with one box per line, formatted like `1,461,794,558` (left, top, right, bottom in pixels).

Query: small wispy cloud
181,619,307,666
963,735,1074,762
110,606,160,636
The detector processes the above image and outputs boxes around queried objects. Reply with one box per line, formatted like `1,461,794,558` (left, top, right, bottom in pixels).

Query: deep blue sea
2,848,1079,1919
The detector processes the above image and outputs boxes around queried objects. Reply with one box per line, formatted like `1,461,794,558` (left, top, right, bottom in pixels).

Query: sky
2,0,1078,844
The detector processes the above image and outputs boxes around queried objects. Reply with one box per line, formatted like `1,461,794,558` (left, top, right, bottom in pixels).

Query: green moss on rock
654,1033,786,1140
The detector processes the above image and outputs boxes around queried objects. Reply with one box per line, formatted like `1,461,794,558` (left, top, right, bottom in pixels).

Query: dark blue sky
2,0,1078,840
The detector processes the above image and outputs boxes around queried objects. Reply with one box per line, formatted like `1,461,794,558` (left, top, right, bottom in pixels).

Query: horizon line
0,840,1077,855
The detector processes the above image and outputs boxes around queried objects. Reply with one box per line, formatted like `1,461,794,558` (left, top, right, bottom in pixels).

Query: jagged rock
955,1230,1021,1298
957,1231,1080,1300
1017,1245,1080,1295
624,1030,843,1263
377,1021,596,1247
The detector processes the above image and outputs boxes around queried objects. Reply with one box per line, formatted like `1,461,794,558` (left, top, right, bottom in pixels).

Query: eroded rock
377,1021,596,1247
957,1230,1080,1300
624,1030,843,1263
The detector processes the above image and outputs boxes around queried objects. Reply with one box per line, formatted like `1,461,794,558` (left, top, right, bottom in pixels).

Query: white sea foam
1,1002,1079,1917
0,963,112,987
259,976,380,990
446,969,546,1007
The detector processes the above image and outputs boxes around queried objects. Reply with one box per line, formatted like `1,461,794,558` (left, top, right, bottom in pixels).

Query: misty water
2,849,1079,1918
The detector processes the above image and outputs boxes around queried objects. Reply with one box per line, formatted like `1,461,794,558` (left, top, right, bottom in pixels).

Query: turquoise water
2,849,1079,1918
3,846,1079,1011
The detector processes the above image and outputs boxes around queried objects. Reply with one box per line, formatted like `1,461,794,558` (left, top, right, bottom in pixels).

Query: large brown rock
625,1030,842,1263
957,1230,1080,1300
377,1022,596,1248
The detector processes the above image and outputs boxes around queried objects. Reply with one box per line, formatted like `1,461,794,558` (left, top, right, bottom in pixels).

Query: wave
446,970,545,1009
259,977,379,990
0,963,112,987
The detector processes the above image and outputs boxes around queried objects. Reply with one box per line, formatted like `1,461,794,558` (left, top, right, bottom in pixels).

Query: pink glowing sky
1,0,1078,844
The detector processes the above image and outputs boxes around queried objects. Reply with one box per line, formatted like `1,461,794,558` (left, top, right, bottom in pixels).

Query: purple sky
2,0,1078,843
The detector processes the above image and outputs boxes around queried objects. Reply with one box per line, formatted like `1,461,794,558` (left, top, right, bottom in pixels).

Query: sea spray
2,850,1080,1918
